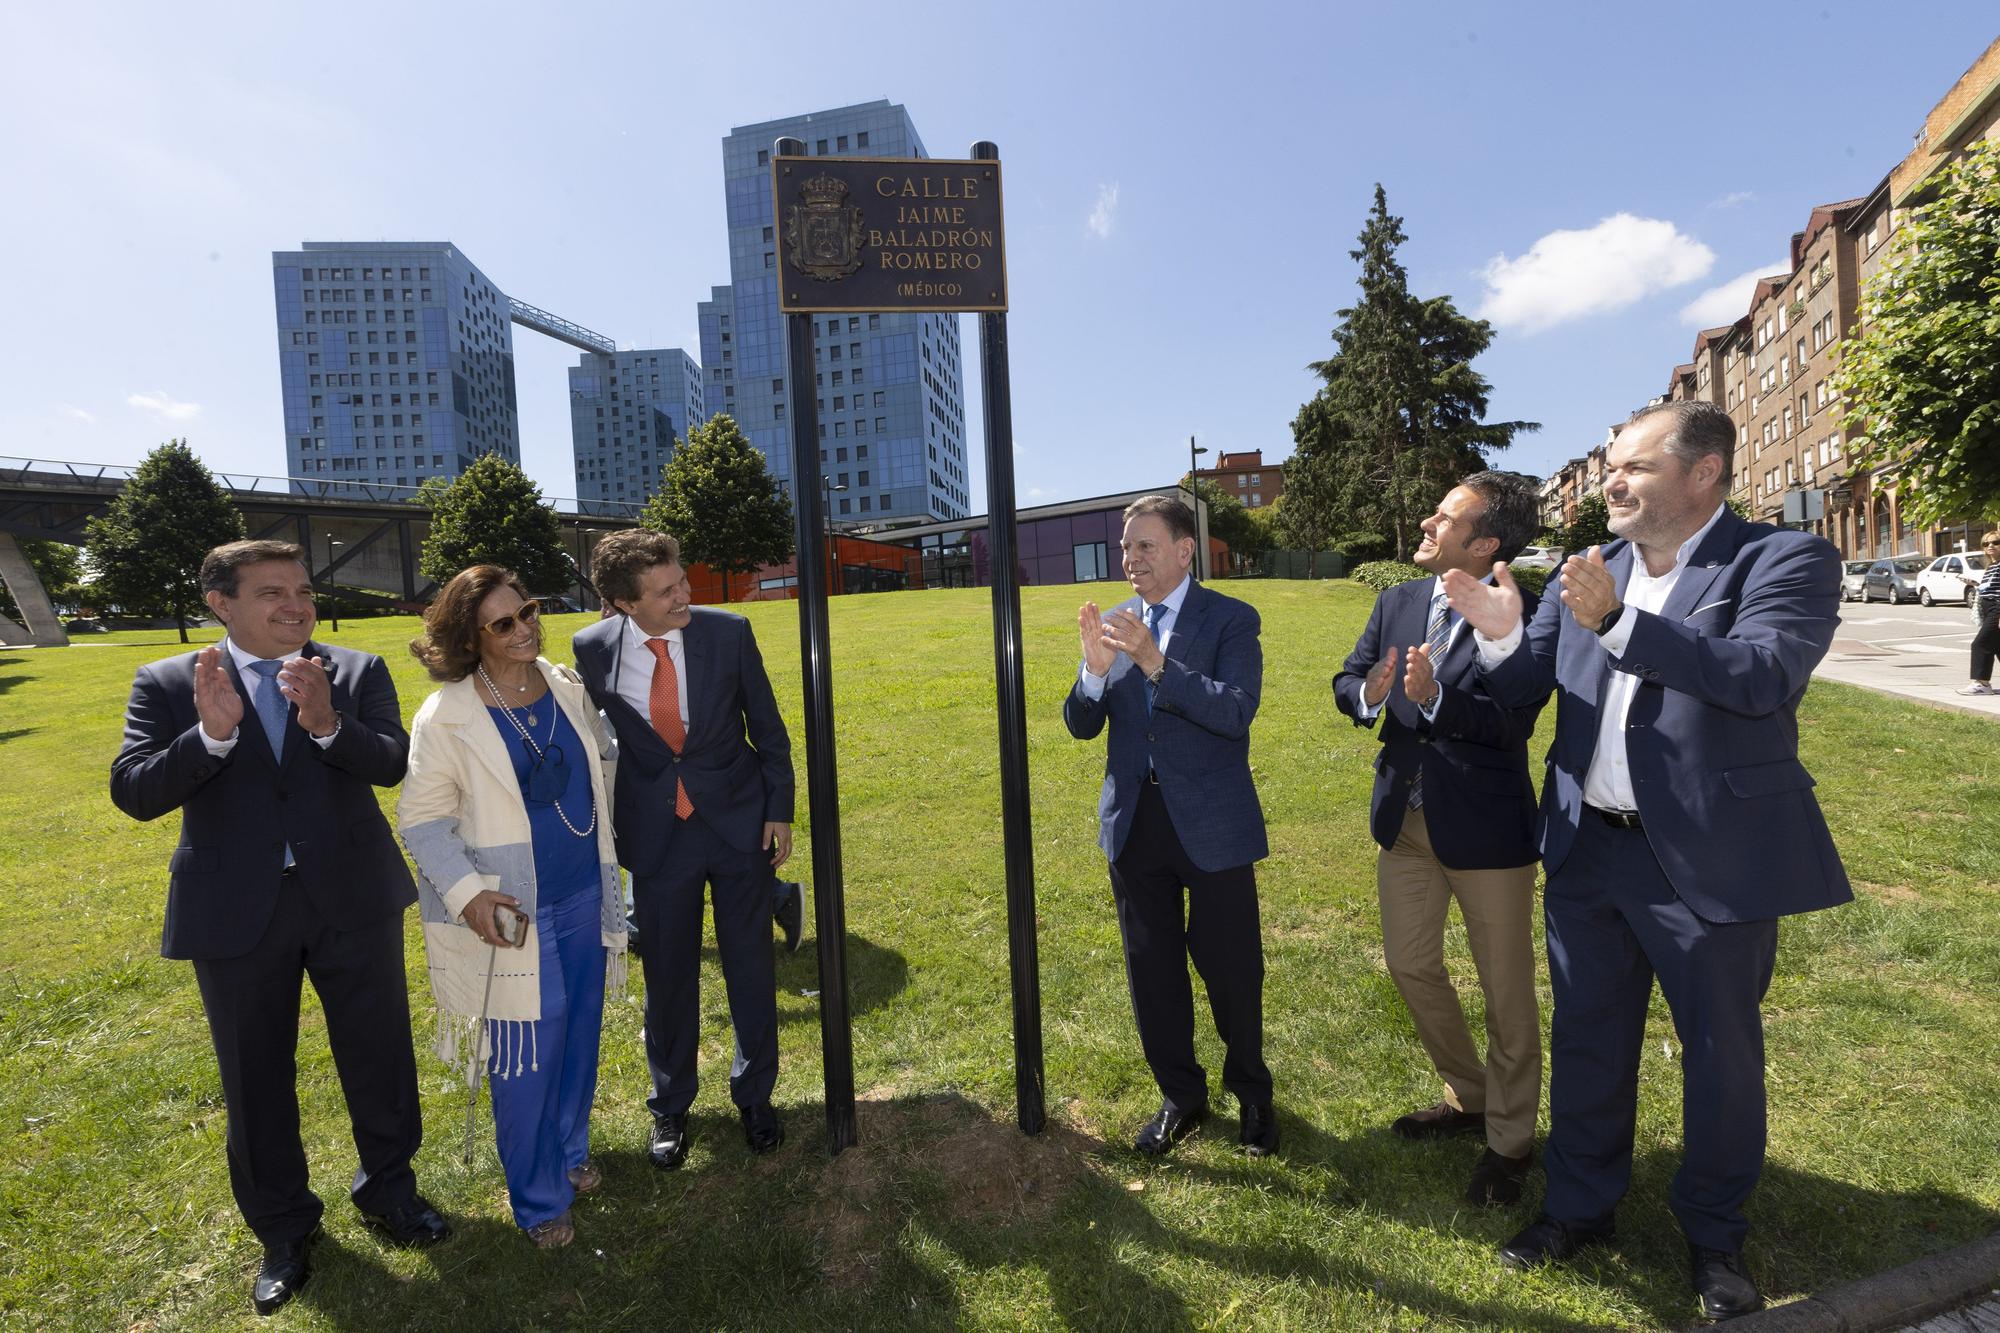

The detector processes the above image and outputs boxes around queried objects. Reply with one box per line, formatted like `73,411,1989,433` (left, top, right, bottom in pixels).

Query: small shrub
1350,560,1427,591
1510,565,1550,597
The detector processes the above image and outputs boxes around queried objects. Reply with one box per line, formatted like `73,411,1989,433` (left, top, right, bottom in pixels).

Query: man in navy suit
1445,401,1850,1322
1334,472,1547,1207
110,540,447,1317
1063,494,1276,1158
571,529,794,1165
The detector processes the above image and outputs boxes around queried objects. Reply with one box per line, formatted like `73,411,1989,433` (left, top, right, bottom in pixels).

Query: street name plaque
772,156,1007,313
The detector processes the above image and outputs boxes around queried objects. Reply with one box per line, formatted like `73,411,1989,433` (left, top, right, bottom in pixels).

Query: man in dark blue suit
1334,472,1547,1207
571,529,794,1166
110,540,447,1317
1063,494,1276,1158
1445,401,1850,1322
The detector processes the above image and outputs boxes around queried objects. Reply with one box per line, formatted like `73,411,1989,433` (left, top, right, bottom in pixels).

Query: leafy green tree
1557,492,1613,553
84,440,244,642
418,454,572,594
1184,479,1265,571
640,414,794,600
1271,443,1344,576
1293,186,1537,560
1836,138,2000,527
0,539,85,620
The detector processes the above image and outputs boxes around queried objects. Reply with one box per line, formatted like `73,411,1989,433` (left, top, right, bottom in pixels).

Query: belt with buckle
1587,805,1643,830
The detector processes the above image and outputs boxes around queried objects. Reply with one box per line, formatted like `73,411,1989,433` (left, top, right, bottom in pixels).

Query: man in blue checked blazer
1063,494,1276,1159
1445,401,1851,1322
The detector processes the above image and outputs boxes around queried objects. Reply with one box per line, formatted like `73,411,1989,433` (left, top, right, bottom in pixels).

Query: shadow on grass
0,728,35,745
695,929,910,1027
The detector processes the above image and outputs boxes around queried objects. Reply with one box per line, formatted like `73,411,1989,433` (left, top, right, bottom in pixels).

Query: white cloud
1477,214,1715,334
1086,183,1119,239
1709,190,1756,210
1678,263,1788,327
126,390,201,422
59,405,96,423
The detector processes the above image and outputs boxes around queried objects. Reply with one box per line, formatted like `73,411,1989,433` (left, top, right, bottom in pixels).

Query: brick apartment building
1192,449,1284,509
1544,35,2000,562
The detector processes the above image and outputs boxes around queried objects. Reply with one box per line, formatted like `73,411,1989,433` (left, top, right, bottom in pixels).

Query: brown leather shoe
567,1159,601,1196
527,1210,575,1250
1391,1101,1486,1141
1465,1147,1532,1206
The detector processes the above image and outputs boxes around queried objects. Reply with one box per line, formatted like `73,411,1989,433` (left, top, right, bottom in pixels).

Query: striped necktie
1407,592,1452,811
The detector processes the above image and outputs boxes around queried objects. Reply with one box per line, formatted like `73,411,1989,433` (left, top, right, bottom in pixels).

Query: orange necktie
644,638,694,819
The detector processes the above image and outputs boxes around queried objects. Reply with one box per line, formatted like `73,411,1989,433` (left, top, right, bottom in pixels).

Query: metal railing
0,456,644,518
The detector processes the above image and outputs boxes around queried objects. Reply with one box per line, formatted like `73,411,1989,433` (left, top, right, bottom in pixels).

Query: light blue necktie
246,659,296,867
246,659,289,757
1141,601,1167,713
1408,592,1453,811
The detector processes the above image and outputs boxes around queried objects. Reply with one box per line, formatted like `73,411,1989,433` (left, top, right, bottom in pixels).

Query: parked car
1512,545,1563,571
1838,560,1871,603
1915,551,1987,607
1862,556,1927,604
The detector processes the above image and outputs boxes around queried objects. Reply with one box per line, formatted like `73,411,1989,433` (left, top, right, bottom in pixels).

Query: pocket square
1686,599,1732,619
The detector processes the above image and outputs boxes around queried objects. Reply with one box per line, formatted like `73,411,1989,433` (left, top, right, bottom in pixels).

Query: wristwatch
1593,604,1625,638
1146,662,1167,686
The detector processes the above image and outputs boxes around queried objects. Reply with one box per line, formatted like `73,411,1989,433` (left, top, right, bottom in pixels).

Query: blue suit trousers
1542,814,1777,1251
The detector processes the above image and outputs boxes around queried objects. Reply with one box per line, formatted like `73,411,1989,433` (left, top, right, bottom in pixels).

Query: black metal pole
1188,435,1203,581
777,136,858,1155
972,141,1046,1137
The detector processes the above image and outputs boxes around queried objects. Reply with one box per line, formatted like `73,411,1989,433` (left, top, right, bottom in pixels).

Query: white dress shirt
613,614,690,730
199,637,340,757
1476,504,1727,812
1078,573,1192,700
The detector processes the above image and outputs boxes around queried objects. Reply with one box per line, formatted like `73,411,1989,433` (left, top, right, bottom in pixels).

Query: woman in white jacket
398,566,625,1249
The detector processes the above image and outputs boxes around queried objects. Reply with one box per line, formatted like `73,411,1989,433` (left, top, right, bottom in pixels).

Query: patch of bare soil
797,1090,1102,1287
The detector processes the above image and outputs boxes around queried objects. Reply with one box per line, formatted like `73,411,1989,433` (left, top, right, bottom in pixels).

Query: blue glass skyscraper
700,101,971,526
568,347,705,514
271,241,519,490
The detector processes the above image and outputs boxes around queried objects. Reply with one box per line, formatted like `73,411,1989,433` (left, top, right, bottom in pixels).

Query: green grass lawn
1,580,1994,1331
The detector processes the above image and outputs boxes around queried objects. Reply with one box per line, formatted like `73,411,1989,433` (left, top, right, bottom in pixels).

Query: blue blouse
486,704,598,904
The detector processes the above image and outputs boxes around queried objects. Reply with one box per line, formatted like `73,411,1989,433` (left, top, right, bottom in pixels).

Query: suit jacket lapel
1657,511,1738,624
1169,581,1209,661
681,617,712,742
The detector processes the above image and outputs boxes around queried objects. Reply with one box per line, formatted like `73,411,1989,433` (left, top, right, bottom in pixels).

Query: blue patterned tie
246,659,289,757
246,659,296,868
1408,593,1453,811
1141,601,1167,713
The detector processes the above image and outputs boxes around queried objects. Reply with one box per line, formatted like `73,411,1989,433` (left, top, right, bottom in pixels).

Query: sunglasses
480,600,542,636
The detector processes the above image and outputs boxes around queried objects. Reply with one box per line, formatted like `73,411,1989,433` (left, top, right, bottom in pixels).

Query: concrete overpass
0,456,641,647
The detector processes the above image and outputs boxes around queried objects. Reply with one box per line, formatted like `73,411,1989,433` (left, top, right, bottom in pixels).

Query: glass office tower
703,101,972,525
272,241,519,490
568,348,705,515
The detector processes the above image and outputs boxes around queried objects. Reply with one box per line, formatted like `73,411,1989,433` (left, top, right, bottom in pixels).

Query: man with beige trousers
1333,472,1549,1206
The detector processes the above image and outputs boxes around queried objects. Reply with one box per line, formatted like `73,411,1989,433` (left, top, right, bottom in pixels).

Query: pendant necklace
476,664,595,838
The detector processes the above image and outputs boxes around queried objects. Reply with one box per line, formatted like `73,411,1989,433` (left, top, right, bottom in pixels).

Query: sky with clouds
2,2,1993,511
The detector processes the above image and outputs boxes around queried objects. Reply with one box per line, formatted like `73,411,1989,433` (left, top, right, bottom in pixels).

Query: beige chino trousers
1377,806,1541,1158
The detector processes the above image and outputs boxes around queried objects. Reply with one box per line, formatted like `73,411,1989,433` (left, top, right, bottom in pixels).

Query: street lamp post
323,534,343,633
821,477,846,598
1188,436,1209,580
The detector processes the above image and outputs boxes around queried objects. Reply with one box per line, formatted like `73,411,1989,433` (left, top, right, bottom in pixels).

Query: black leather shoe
1690,1244,1763,1320
1134,1102,1206,1156
775,881,804,954
649,1113,691,1169
1238,1102,1279,1157
358,1195,451,1247
1465,1147,1533,1207
1498,1213,1614,1270
252,1228,317,1316
1391,1100,1486,1141
742,1103,783,1154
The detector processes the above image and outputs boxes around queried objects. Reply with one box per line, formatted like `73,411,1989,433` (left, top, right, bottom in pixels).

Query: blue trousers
488,884,606,1231
1542,814,1778,1252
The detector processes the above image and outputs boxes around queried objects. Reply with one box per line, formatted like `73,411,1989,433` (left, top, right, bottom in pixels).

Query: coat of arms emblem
784,174,866,281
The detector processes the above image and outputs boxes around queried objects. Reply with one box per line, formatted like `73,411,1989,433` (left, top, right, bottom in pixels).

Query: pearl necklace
476,665,596,839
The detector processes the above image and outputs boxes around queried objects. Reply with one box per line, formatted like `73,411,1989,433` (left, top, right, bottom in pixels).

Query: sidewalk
1814,602,1999,720
1714,1232,2000,1331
